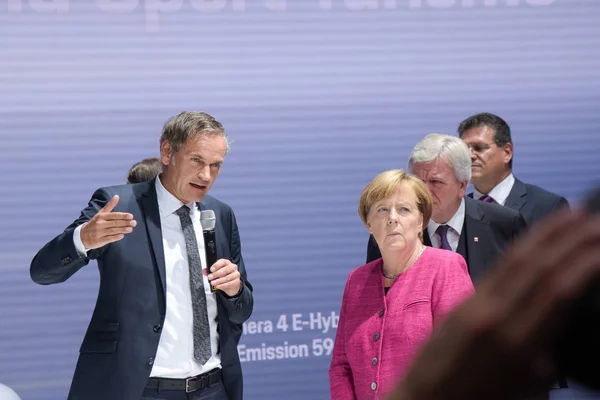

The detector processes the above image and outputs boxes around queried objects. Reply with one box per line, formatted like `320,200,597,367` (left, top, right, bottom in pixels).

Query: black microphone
200,210,218,293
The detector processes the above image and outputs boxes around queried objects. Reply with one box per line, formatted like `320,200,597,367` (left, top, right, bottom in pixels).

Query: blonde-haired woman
329,170,474,399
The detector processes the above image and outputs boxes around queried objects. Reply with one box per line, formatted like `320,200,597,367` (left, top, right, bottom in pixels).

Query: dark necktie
479,194,495,203
435,224,453,251
175,205,212,365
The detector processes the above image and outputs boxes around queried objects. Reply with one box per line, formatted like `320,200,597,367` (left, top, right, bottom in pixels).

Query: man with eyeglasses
458,113,569,226
458,112,570,398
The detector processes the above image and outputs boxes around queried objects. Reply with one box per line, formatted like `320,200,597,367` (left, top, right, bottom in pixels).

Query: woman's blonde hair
358,169,432,240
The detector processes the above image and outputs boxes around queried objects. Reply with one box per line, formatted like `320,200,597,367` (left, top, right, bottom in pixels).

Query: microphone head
200,210,216,231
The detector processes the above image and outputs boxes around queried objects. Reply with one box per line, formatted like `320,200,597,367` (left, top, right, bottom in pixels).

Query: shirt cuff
73,223,89,257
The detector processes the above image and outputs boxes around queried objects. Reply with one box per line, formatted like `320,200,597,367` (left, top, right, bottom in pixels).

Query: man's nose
198,166,211,181
470,150,477,161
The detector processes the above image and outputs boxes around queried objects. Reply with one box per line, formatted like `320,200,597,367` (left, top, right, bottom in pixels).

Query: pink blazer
329,247,475,400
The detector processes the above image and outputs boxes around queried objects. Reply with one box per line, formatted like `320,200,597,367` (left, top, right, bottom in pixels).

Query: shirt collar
427,197,465,237
155,175,197,218
473,173,515,205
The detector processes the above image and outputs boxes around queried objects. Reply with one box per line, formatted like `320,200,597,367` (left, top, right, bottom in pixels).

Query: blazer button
153,324,162,333
379,309,384,317
373,333,380,341
148,357,154,365
372,357,378,365
371,382,377,391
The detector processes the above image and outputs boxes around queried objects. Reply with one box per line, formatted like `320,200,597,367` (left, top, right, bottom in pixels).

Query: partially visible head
126,157,162,184
0,384,21,400
159,111,231,203
458,112,513,193
359,170,432,254
407,134,470,224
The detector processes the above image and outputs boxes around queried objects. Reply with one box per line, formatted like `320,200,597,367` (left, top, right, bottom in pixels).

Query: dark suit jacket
366,196,526,284
503,177,569,226
474,177,570,394
30,180,253,400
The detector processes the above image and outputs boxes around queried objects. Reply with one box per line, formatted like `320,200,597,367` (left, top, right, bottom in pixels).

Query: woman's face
367,184,424,254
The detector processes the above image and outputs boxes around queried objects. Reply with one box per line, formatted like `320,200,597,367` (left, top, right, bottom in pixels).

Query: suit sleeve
512,212,527,240
29,188,112,285
217,207,254,325
329,275,356,400
366,234,382,264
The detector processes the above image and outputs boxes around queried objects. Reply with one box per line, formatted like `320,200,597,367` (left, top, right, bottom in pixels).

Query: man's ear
458,180,468,199
160,141,174,166
503,142,513,166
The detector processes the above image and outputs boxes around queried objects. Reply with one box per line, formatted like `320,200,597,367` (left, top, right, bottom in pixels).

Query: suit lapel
463,197,490,282
503,177,527,212
456,223,468,264
141,181,167,298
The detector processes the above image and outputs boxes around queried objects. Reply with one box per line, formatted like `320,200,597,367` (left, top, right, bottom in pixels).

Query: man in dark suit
30,111,253,400
458,114,570,396
458,112,569,225
366,134,526,284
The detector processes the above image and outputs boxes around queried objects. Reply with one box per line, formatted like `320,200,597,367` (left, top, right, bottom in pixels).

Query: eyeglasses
466,142,497,154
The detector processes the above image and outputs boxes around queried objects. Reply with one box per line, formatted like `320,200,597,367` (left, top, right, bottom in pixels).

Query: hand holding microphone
200,210,242,297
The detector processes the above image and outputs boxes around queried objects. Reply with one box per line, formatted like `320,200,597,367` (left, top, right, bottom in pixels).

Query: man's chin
470,172,484,181
431,213,445,224
190,194,206,202
182,191,205,203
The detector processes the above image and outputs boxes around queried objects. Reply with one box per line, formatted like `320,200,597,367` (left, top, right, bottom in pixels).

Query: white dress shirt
73,176,220,378
427,198,465,252
473,173,515,206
